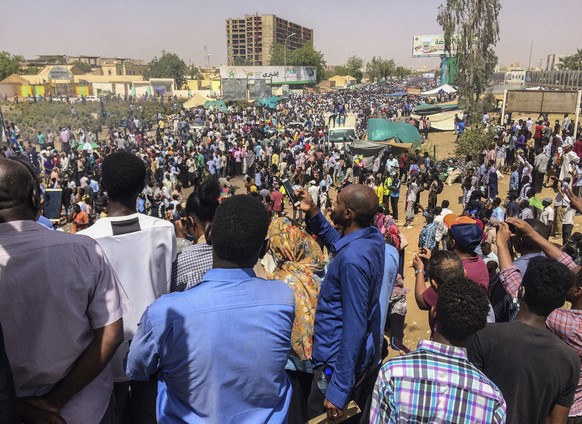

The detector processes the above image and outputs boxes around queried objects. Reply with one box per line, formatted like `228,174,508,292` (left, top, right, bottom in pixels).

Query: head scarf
267,217,326,360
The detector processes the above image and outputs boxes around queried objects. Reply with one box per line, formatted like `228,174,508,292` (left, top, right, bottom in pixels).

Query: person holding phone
371,279,506,424
296,184,386,423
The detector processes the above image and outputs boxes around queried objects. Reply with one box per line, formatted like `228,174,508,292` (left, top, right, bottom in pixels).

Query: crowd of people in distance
1,80,582,424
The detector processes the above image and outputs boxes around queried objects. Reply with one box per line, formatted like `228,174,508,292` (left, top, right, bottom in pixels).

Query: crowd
1,80,582,423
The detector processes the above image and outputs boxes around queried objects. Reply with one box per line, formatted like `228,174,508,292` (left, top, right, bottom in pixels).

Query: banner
412,35,445,57
220,66,316,84
406,87,421,95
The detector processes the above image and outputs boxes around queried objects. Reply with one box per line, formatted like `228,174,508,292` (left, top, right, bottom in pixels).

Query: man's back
371,340,505,423
467,321,580,424
126,268,295,423
0,220,129,423
80,213,176,381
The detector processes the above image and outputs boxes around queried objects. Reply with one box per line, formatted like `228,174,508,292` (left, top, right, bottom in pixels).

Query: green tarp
203,100,227,111
257,96,282,109
412,102,459,116
367,119,421,144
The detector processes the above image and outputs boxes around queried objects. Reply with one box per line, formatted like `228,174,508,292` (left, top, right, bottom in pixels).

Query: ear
518,285,525,301
31,185,41,218
204,223,212,246
429,279,439,291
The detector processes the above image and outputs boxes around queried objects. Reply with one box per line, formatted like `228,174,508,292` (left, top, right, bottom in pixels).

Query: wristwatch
415,269,425,275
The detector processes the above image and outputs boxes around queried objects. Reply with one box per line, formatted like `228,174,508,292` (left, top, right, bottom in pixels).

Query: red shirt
271,190,284,212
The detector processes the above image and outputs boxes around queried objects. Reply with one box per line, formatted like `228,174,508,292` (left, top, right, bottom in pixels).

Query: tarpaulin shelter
421,84,457,96
346,140,387,171
367,118,421,144
346,140,411,171
257,96,282,109
412,102,459,115
411,109,463,131
203,99,227,111
183,93,210,109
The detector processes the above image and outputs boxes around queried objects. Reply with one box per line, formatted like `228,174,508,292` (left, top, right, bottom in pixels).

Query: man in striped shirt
370,278,506,424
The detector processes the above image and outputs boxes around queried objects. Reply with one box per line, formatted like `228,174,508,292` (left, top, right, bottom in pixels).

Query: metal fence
526,70,582,89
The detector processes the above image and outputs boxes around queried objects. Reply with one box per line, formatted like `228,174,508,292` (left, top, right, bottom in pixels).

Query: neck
106,198,137,217
431,331,451,346
515,303,548,330
454,249,474,259
343,224,364,236
213,255,257,270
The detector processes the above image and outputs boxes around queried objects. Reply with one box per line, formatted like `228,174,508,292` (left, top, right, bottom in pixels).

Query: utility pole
527,41,533,70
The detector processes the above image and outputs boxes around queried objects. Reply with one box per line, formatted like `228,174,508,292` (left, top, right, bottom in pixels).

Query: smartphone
390,337,411,354
282,178,300,207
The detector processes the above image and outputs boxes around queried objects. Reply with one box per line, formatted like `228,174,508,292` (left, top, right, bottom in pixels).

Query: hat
309,180,316,186
443,214,483,251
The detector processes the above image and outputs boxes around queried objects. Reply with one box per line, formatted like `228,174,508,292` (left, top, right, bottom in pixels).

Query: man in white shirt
540,198,554,228
385,153,399,177
80,152,176,423
560,139,579,181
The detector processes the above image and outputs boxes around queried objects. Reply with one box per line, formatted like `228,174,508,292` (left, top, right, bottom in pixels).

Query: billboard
505,90,580,114
412,35,445,57
222,78,247,101
220,65,317,84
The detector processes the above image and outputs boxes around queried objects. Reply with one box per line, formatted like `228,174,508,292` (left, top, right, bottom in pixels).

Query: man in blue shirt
126,195,295,423
297,184,386,423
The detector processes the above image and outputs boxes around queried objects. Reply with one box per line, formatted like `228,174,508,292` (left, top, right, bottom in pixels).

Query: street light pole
284,33,297,85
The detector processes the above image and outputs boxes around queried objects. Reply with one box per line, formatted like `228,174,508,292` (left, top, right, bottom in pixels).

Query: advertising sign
406,87,422,95
220,66,316,84
48,66,73,80
412,35,445,57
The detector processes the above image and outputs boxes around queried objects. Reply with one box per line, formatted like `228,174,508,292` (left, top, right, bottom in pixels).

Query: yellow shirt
376,185,384,204
272,153,280,166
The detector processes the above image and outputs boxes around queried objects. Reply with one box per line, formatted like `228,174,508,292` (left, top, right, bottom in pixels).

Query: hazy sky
2,0,581,69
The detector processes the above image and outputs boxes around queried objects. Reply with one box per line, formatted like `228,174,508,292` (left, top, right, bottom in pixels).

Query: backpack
436,179,444,194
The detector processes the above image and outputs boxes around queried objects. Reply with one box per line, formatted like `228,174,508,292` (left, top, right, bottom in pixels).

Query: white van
328,127,356,150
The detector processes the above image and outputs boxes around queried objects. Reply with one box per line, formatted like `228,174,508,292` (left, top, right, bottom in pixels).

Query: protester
0,158,130,423
468,220,580,423
297,184,387,423
171,179,221,291
126,195,295,423
79,151,176,423
266,216,327,424
371,278,506,423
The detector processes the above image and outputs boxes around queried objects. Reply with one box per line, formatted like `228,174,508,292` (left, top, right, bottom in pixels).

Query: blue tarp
386,91,407,97
367,118,421,144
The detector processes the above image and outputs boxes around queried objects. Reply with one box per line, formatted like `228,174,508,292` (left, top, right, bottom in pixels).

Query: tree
0,51,23,81
557,49,582,70
365,57,396,81
346,55,364,83
437,0,501,122
269,42,326,83
71,60,92,73
144,52,188,88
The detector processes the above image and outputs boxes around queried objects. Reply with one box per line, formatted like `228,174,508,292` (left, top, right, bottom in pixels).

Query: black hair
436,278,489,344
441,200,450,208
427,250,464,286
522,256,573,316
101,152,146,200
211,195,269,263
185,179,221,223
492,197,501,207
1,158,40,211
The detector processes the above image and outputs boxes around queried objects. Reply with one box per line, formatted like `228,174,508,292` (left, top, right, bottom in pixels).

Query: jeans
390,196,399,221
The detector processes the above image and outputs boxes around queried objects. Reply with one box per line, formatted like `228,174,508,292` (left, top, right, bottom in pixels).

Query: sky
2,0,581,70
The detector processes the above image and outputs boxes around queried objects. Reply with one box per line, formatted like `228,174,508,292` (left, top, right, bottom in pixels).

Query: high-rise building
226,14,313,66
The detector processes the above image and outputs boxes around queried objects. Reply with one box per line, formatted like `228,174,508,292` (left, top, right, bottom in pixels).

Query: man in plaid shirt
497,216,582,421
370,278,506,423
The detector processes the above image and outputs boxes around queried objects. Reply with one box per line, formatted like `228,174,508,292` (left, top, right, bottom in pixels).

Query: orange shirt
72,210,89,234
